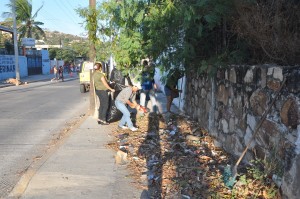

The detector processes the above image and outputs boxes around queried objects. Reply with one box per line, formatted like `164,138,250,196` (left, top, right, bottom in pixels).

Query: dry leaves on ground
107,113,281,199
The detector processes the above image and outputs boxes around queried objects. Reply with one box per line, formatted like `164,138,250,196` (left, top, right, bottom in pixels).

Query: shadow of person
138,112,163,198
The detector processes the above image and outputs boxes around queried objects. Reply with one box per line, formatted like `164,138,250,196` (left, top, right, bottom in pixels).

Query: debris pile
5,78,27,85
107,113,281,199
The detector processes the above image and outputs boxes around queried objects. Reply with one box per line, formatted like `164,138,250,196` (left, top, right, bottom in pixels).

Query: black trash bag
110,68,126,86
106,91,123,123
114,82,127,91
110,68,133,89
106,99,123,123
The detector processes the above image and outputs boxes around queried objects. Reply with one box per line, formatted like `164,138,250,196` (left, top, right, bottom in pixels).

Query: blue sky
0,0,91,36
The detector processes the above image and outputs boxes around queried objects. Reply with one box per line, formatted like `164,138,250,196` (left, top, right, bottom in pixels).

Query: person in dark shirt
140,60,157,113
58,66,64,81
164,69,184,113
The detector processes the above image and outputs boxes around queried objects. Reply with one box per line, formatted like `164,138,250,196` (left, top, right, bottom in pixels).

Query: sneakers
118,126,138,132
129,127,138,132
118,125,128,129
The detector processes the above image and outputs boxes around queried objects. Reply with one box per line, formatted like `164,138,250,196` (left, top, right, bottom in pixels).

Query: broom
224,76,287,188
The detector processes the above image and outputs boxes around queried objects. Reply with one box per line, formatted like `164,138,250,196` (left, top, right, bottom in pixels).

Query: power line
53,0,78,25
34,1,83,35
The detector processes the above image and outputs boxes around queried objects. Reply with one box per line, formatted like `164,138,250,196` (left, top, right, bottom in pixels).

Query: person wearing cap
115,84,141,131
93,62,115,125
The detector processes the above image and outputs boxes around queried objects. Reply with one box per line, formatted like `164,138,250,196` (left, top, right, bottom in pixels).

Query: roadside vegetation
76,0,299,76
75,1,298,198
1,0,45,40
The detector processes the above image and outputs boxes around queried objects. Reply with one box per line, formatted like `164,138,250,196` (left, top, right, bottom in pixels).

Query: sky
0,0,91,36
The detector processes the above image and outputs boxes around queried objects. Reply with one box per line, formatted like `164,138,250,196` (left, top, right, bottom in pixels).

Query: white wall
0,55,28,81
173,76,186,111
154,67,186,112
41,50,50,75
50,60,64,68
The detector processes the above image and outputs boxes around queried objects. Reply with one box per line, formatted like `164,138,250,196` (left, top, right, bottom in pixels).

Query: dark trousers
95,89,109,121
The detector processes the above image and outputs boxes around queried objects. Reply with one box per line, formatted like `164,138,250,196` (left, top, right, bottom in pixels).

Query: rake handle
234,77,287,168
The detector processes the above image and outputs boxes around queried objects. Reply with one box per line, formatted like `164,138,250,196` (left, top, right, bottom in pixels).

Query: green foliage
247,156,283,183
3,0,46,40
41,30,88,62
248,163,265,181
48,41,89,63
76,7,99,44
238,174,247,185
76,6,99,61
77,0,298,78
76,0,229,74
266,184,278,198
4,40,14,54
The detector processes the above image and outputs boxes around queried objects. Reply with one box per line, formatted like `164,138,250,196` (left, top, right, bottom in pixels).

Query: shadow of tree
138,112,163,198
137,113,231,198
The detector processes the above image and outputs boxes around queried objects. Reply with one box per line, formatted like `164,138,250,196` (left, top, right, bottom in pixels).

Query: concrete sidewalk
5,75,180,198
16,118,143,199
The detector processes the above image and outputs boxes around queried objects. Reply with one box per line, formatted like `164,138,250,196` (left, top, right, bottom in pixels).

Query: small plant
265,184,278,199
238,174,247,185
248,159,266,181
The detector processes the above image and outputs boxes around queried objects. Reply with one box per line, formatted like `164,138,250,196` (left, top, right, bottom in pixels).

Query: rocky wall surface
184,65,300,199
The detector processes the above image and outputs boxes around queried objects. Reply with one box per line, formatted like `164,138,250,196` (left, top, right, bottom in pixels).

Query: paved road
0,79,89,198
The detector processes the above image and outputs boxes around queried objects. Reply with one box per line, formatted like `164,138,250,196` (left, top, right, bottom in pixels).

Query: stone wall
184,65,300,199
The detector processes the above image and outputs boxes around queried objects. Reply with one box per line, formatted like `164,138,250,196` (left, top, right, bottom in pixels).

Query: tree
3,0,46,40
48,43,89,64
232,0,300,65
76,3,98,62
99,0,150,74
98,0,235,75
81,0,298,79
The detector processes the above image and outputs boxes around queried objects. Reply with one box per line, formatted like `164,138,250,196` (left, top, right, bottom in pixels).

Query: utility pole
12,0,20,86
89,0,96,61
89,0,96,9
89,0,96,116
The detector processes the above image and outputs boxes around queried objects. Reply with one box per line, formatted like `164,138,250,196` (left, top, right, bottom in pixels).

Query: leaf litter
106,112,281,199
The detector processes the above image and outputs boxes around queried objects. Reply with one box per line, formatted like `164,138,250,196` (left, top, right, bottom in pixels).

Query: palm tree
2,0,46,40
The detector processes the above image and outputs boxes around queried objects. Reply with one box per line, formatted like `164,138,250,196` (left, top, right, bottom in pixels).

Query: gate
26,50,42,75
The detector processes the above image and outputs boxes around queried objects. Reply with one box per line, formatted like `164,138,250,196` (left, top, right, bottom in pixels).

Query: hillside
36,29,87,46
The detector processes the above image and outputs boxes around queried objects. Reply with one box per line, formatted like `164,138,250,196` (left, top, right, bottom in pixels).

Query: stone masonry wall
184,65,300,199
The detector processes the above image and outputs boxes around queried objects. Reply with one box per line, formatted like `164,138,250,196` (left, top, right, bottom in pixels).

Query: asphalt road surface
0,79,89,198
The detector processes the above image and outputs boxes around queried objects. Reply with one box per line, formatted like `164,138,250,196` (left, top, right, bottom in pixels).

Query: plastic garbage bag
107,99,123,123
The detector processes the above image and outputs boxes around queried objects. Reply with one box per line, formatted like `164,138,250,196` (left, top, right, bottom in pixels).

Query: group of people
93,61,183,132
51,65,64,82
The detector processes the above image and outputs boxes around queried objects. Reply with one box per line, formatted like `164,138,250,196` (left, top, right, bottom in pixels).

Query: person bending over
115,85,141,131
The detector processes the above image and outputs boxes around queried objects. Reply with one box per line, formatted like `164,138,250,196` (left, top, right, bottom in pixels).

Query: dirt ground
107,112,282,199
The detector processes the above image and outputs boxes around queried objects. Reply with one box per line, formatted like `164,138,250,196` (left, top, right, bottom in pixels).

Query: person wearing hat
93,62,115,125
115,84,141,131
